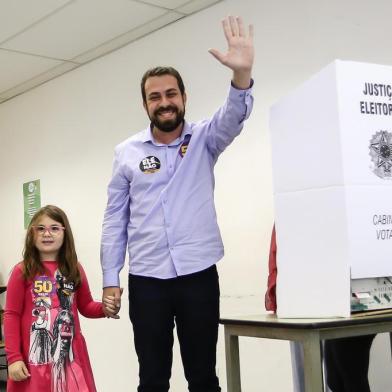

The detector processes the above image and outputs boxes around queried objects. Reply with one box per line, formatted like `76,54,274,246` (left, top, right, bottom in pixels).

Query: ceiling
0,0,221,104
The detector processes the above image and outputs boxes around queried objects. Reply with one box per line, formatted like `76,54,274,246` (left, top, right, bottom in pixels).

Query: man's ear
143,101,147,112
183,93,187,106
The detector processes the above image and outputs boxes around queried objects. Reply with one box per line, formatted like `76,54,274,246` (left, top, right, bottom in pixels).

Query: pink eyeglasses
32,225,65,236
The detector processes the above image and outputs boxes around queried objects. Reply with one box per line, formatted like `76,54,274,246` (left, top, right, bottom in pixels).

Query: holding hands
102,287,123,319
209,16,254,89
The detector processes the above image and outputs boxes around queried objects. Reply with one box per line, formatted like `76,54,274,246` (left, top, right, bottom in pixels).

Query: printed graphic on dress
51,309,75,391
55,271,74,310
139,156,161,173
29,270,80,391
29,296,53,364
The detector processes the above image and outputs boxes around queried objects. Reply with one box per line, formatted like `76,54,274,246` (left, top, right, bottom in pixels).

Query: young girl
4,205,105,392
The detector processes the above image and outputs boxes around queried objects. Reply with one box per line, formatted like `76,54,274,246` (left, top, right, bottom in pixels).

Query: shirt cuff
102,269,120,288
228,79,254,101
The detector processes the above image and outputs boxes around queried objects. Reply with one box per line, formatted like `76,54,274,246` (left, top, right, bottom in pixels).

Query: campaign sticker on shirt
179,137,191,158
139,156,161,173
32,276,56,298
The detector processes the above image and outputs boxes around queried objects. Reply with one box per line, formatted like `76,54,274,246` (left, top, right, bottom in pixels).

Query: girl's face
33,215,65,261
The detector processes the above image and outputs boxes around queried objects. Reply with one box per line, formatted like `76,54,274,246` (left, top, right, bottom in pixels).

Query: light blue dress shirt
101,82,254,287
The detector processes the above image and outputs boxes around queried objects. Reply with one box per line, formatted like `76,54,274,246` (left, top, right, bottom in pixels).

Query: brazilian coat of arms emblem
369,130,392,179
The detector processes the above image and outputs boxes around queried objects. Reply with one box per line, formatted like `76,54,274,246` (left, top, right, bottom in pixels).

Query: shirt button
170,247,174,251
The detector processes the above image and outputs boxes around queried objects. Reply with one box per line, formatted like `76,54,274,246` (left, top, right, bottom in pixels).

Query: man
101,16,254,392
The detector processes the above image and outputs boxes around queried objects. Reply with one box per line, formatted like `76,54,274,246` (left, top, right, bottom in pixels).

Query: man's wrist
231,72,253,90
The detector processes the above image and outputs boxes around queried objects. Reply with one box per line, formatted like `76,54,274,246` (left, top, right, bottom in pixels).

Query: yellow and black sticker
179,138,191,158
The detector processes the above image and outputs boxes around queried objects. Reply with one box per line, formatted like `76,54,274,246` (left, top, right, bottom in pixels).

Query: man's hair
141,66,185,104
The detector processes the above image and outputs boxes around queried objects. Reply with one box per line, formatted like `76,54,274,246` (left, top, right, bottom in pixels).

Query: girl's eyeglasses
32,225,65,236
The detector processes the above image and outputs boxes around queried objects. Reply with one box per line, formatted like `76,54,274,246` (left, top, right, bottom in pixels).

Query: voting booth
270,60,392,318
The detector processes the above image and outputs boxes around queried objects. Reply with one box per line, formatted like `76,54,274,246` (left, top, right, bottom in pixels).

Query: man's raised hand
208,16,254,89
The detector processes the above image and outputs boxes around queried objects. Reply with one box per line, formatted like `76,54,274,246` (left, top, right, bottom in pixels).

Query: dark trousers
128,265,221,392
324,334,376,392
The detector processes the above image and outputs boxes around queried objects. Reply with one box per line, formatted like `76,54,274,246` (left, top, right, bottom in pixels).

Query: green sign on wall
23,179,41,229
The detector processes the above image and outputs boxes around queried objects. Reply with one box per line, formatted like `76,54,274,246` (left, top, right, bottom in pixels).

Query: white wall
1,0,392,390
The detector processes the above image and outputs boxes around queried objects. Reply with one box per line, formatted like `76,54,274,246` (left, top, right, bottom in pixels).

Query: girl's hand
102,295,118,318
8,360,30,381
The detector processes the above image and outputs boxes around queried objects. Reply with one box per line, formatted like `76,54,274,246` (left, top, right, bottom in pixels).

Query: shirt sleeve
4,264,26,365
100,145,130,288
205,81,254,158
76,264,105,318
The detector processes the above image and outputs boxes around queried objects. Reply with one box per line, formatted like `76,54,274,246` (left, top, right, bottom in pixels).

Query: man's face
143,74,186,133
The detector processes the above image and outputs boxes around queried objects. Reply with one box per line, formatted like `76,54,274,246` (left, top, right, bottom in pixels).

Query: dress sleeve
4,264,26,364
76,264,105,318
265,225,278,312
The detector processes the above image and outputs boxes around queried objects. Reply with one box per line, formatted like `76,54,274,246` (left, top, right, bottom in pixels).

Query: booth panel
275,187,350,318
345,185,392,278
270,61,343,194
337,61,392,186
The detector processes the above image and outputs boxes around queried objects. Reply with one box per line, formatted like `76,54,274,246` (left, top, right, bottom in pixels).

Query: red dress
265,225,277,312
4,261,105,392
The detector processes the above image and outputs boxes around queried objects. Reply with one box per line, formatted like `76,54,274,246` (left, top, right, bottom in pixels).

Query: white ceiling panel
0,61,78,99
2,0,168,60
177,0,221,14
72,11,183,63
0,49,63,93
0,0,72,42
0,0,221,103
137,0,190,9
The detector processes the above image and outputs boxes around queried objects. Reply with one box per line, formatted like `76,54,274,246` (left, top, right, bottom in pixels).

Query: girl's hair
22,205,81,286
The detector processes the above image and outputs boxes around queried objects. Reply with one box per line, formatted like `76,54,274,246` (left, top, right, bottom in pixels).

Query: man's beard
149,105,185,133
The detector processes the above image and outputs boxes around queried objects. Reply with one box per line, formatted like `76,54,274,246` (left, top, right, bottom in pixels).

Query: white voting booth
270,60,392,318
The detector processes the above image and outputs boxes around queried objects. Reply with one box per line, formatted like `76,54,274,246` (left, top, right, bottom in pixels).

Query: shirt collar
142,121,193,146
